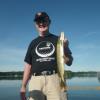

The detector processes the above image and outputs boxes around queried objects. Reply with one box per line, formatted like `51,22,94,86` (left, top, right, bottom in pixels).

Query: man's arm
20,63,32,100
64,39,73,66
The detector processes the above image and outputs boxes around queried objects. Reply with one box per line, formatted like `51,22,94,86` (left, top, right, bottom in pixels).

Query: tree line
0,71,97,80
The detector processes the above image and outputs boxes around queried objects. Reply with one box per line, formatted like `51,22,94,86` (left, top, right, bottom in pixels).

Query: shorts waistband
32,70,57,76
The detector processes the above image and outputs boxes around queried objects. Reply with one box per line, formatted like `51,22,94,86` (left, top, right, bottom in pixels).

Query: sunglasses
35,17,50,24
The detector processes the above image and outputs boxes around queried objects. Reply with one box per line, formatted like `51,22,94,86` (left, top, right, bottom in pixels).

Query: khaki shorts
27,74,67,100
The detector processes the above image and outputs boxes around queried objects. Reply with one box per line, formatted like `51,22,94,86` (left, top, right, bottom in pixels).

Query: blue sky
0,0,100,72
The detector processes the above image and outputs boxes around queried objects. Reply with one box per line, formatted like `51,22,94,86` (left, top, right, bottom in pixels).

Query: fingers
20,92,26,100
20,86,26,100
64,37,69,47
64,38,67,43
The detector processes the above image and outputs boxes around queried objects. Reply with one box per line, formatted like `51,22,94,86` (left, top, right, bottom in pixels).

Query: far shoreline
0,71,99,80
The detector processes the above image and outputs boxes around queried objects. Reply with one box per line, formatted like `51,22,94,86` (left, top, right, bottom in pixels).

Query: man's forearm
22,63,32,87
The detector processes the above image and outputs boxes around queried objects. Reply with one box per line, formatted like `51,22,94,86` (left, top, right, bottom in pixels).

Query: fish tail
60,79,67,91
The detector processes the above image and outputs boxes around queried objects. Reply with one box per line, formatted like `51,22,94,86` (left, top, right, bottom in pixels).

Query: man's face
35,17,50,33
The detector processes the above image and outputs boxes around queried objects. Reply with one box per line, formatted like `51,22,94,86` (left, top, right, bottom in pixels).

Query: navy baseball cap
34,12,51,23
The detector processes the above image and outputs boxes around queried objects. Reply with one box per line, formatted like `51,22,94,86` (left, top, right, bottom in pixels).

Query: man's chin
39,28,47,32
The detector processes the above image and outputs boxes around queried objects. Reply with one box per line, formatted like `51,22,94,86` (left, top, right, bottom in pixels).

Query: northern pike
56,32,67,91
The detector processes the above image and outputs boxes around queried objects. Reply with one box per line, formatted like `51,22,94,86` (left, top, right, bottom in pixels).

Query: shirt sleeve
24,42,33,65
64,40,73,66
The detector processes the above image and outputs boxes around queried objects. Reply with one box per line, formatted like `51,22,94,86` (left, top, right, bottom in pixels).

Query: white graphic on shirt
35,41,55,58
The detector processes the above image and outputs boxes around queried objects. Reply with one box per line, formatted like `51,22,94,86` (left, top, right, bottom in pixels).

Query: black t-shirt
24,33,72,73
24,33,58,73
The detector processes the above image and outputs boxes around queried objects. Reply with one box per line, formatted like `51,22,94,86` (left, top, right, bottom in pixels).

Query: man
20,12,73,100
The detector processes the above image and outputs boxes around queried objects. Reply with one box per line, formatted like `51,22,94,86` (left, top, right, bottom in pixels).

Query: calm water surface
67,77,100,100
0,77,100,100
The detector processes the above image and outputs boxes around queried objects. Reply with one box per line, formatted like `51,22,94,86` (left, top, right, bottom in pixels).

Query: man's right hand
20,86,27,100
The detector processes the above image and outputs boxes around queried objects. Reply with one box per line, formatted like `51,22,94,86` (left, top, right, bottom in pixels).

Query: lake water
67,77,100,100
0,77,100,100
